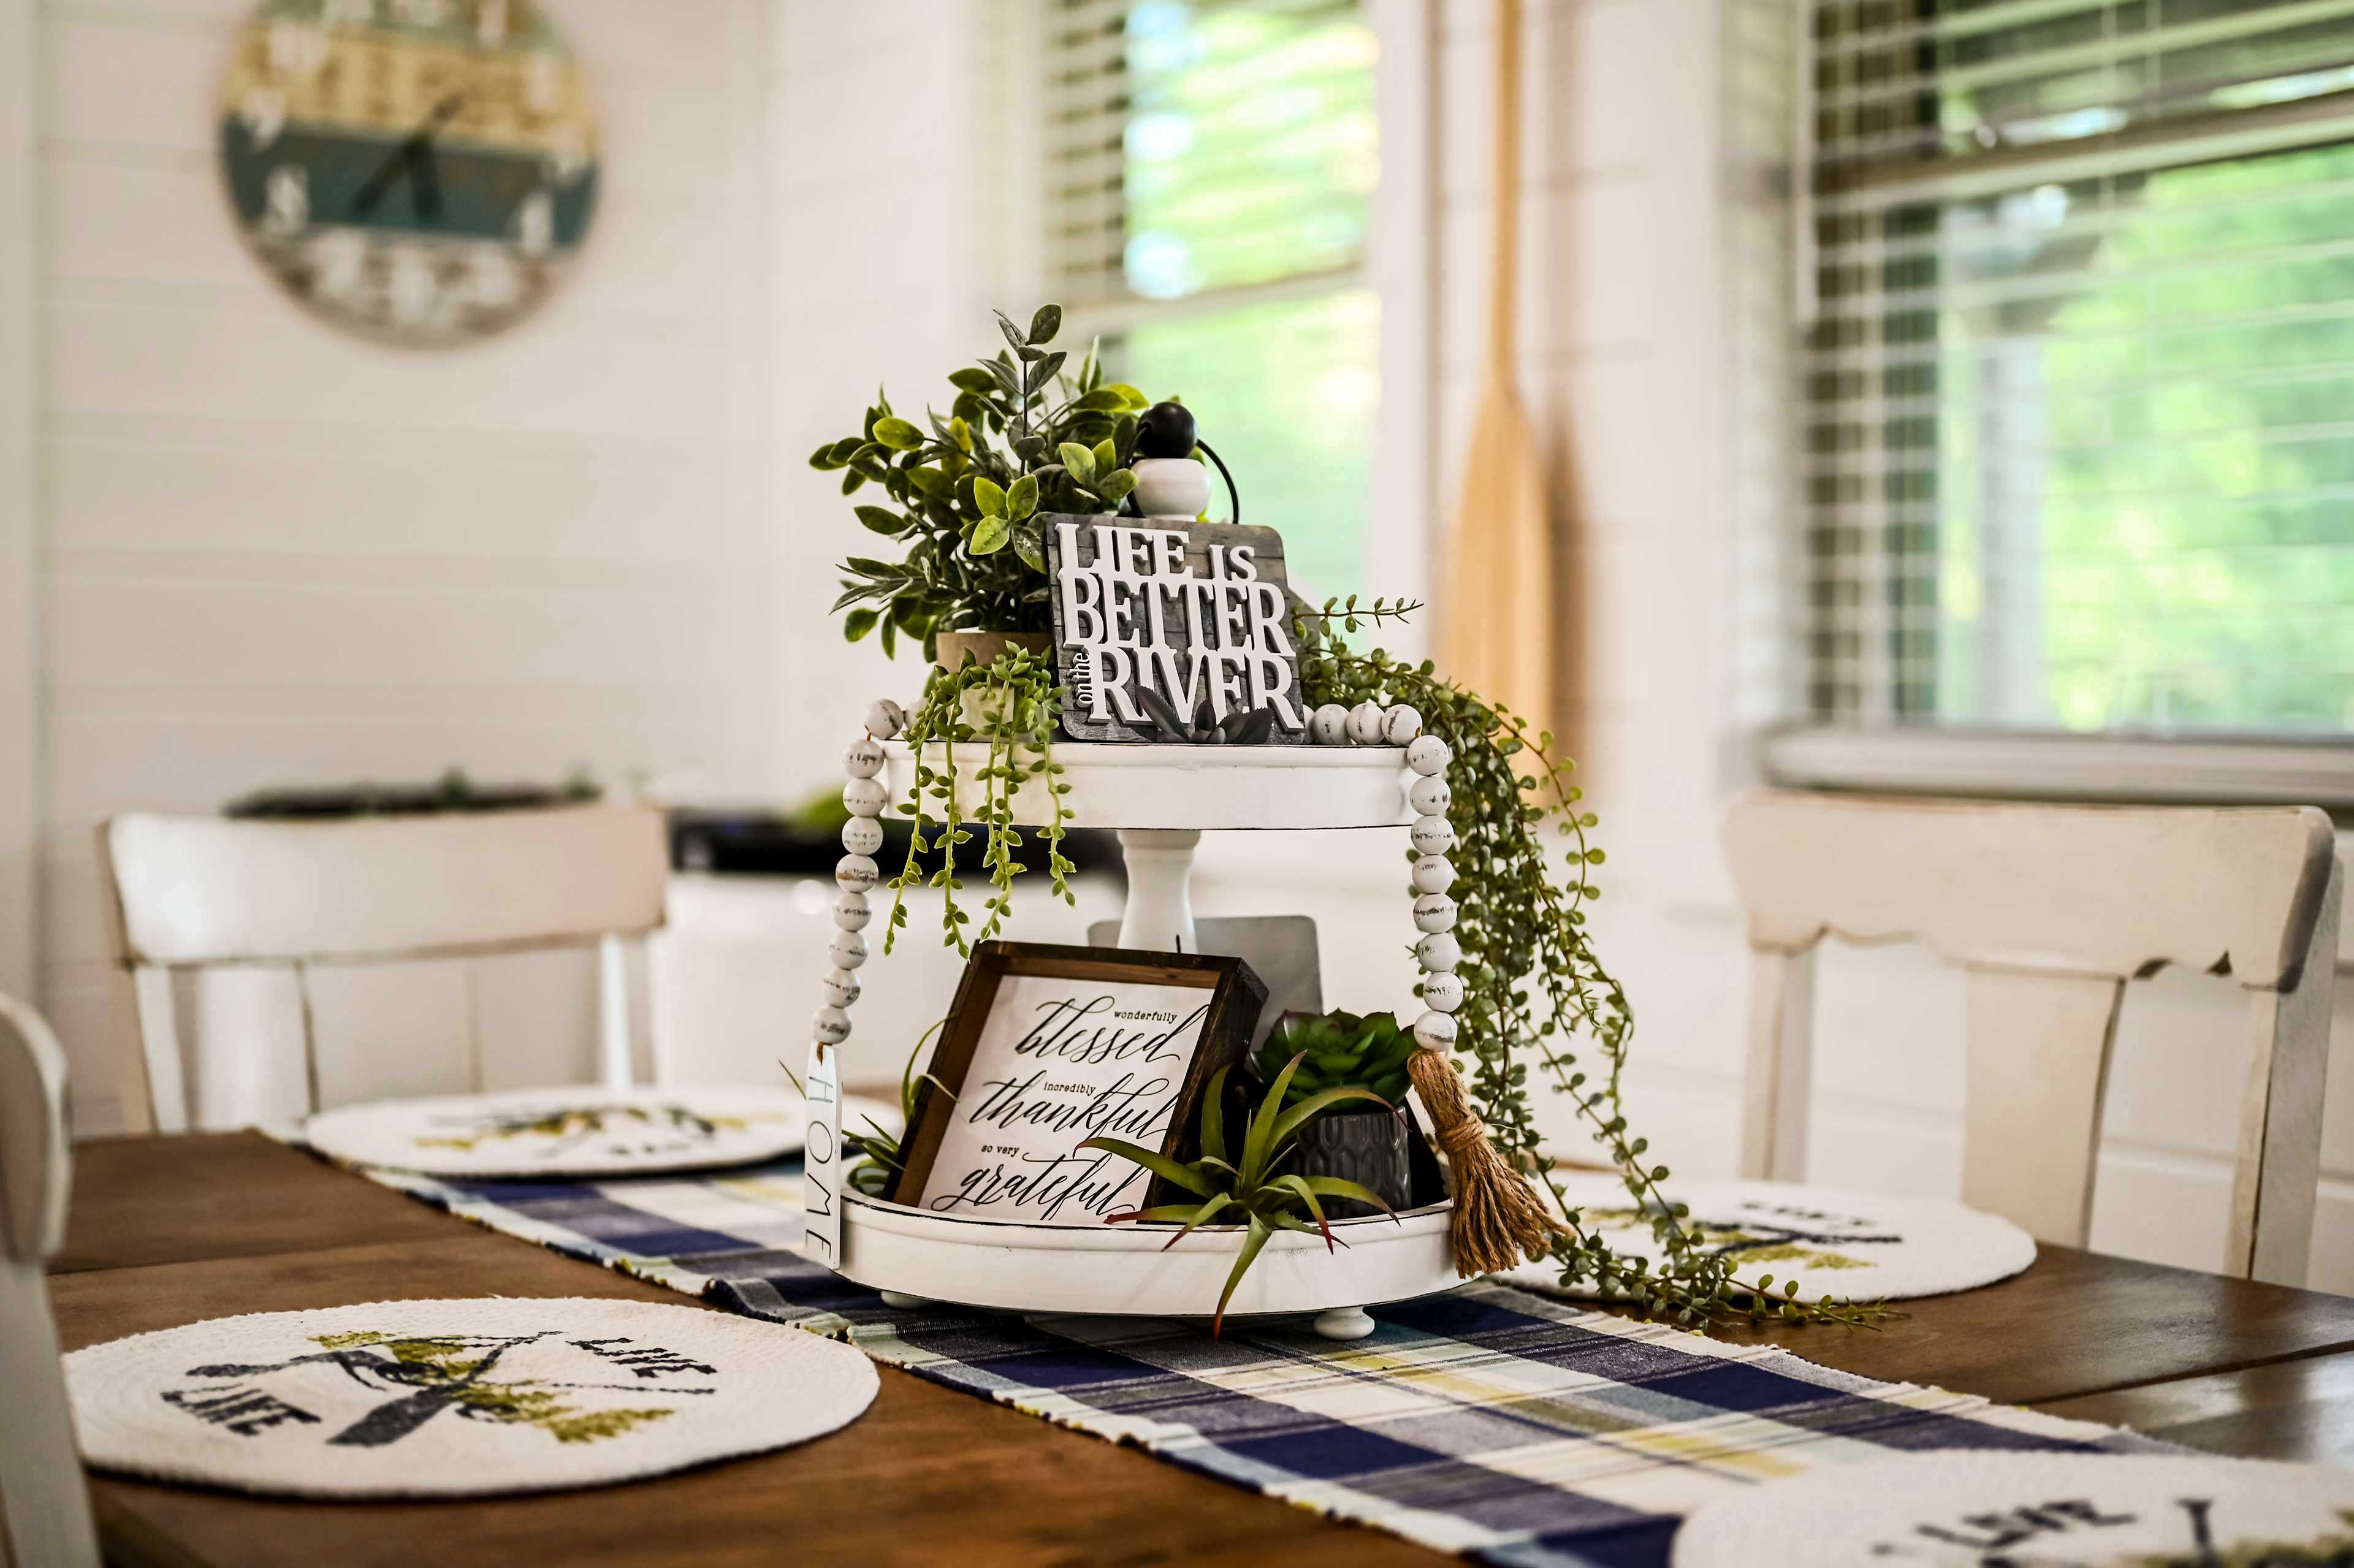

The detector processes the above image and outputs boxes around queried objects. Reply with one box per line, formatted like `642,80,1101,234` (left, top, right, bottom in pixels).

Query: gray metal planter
1291,1108,1413,1219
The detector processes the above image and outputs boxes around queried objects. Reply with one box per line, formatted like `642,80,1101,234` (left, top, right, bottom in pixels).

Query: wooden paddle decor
1441,0,1555,734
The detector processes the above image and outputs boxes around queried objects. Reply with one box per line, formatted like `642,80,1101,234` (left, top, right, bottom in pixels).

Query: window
1041,0,1379,602
1802,1,2354,740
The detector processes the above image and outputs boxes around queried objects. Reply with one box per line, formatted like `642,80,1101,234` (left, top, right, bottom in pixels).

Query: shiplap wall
31,0,782,1129
1430,0,2354,1290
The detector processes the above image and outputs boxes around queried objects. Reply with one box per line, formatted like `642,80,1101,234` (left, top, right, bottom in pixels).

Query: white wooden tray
882,740,1415,832
836,1193,1461,1338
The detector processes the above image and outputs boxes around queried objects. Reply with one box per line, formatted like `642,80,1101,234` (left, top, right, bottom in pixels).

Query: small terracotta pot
932,630,1051,671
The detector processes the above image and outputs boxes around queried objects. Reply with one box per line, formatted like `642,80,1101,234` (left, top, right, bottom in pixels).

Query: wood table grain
48,1133,2354,1567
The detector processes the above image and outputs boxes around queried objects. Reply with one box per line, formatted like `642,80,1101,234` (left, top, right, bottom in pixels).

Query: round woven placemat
1673,1451,2354,1566
68,1297,877,1497
305,1085,810,1177
1503,1175,2036,1303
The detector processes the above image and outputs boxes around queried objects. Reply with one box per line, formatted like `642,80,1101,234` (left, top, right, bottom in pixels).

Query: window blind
1038,0,1381,599
1803,0,2354,733
1043,0,1375,313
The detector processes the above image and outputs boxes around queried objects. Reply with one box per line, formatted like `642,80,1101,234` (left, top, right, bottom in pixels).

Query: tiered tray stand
817,740,1463,1339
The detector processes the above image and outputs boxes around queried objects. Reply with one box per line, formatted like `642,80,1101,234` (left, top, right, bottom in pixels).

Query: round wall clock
217,0,598,346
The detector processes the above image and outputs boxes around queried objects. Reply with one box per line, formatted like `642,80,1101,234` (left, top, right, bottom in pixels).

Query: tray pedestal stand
809,736,1469,1341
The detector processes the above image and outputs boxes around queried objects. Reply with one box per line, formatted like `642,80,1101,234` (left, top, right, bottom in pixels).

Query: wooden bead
835,854,879,894
1420,972,1465,1013
1308,704,1350,744
1411,1010,1457,1051
821,967,861,1008
832,891,872,931
1409,854,1455,896
1415,931,1461,973
863,698,905,740
842,777,889,818
840,816,885,856
1412,892,1457,933
828,929,869,970
1345,701,1386,744
1409,815,1456,858
1382,704,1423,745
1407,774,1450,816
844,736,886,778
1405,735,1451,776
813,1005,853,1046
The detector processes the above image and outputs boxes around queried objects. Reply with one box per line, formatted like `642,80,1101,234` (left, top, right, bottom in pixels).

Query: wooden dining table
48,1130,2354,1567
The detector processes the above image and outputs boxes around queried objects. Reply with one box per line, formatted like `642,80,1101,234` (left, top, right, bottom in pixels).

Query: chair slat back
1725,793,2336,986
1722,790,2342,1285
99,805,668,966
96,805,669,1132
0,993,102,1568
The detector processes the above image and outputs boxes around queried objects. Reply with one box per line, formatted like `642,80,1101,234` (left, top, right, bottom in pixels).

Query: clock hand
351,94,465,221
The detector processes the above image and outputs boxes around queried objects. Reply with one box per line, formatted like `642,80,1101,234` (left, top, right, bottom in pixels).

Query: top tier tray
881,740,1415,833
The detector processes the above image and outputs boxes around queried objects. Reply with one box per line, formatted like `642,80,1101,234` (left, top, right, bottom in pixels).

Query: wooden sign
1046,517,1307,744
800,1039,842,1269
889,942,1267,1220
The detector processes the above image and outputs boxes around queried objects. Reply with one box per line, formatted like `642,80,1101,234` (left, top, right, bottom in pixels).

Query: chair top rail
99,804,669,968
1723,791,2338,991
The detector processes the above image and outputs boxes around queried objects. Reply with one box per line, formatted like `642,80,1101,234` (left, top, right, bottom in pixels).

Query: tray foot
878,1290,932,1309
1312,1306,1376,1341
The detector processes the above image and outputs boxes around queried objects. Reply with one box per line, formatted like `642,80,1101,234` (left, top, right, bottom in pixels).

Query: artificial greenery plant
1254,1010,1415,1110
818,305,1153,659
1081,1056,1396,1335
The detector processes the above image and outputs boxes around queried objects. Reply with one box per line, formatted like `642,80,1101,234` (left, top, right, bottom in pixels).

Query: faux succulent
1132,688,1276,745
1081,1055,1395,1334
819,303,1151,655
1253,1010,1415,1108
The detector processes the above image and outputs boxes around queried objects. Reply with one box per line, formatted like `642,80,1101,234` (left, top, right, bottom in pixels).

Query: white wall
1430,0,2354,1292
29,0,779,1131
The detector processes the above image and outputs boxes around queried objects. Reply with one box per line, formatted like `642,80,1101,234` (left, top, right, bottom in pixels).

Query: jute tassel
1409,1045,1563,1276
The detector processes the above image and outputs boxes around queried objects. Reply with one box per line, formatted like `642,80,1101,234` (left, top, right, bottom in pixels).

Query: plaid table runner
347,1154,2165,1567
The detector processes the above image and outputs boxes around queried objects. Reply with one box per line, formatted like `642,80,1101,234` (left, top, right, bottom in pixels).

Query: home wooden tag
800,1040,842,1269
889,942,1266,1220
1046,517,1307,744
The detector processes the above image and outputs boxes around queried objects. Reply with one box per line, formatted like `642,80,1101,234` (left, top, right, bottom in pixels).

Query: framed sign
1047,518,1307,744
889,942,1267,1222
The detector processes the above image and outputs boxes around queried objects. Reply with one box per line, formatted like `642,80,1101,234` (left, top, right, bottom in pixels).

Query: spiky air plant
1080,1054,1395,1334
840,1024,954,1198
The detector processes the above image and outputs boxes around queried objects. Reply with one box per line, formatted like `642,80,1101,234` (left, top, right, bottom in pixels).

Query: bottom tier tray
837,1193,1461,1337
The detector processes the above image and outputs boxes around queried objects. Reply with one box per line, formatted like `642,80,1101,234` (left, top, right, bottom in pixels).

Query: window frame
1761,0,2354,807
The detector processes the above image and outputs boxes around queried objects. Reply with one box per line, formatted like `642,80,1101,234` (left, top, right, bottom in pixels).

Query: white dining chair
96,804,670,1134
0,991,103,1568
1723,791,2343,1287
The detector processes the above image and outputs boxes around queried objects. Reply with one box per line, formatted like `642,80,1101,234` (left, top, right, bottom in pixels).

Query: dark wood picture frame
889,941,1268,1215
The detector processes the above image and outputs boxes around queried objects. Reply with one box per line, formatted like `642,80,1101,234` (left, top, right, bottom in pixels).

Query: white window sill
1760,725,2354,812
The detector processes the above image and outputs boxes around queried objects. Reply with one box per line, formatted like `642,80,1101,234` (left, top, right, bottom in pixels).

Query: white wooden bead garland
1403,738,1465,1068
815,712,904,1060
1420,971,1465,1013
1306,702,1426,748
